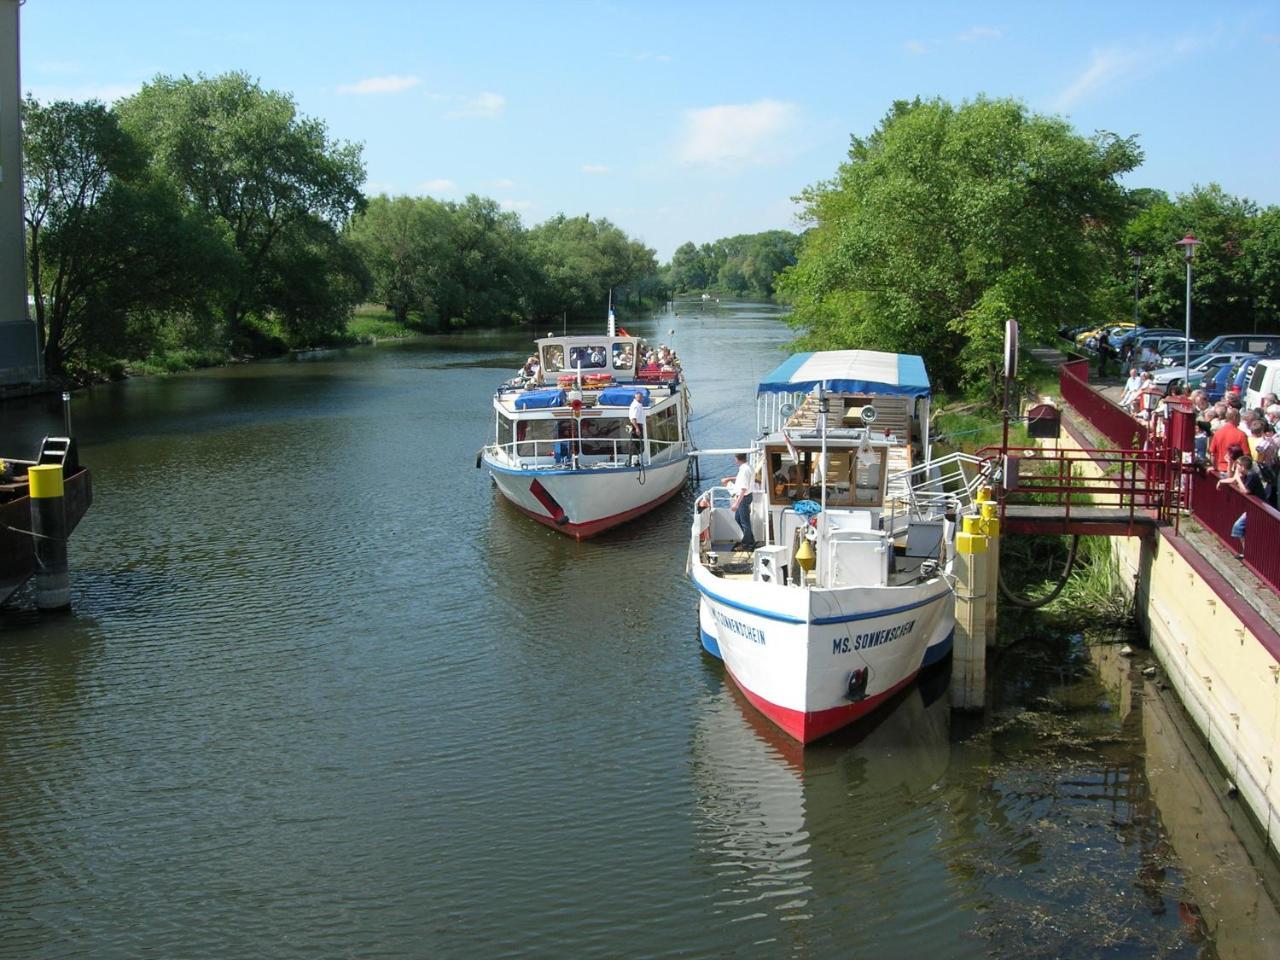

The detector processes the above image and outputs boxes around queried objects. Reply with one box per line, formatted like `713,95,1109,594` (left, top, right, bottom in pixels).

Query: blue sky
17,1,1280,260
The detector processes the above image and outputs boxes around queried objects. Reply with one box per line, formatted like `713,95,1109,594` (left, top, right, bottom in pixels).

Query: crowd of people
1119,365,1279,557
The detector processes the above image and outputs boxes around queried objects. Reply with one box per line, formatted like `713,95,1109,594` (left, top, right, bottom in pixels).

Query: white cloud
1052,48,1142,111
957,26,1002,43
905,26,1001,54
581,164,610,175
337,74,422,95
676,100,801,167
447,92,506,118
417,179,458,195
500,199,534,212
1051,34,1211,112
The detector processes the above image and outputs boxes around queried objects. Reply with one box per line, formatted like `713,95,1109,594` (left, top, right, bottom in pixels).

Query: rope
4,524,66,543
998,535,1080,608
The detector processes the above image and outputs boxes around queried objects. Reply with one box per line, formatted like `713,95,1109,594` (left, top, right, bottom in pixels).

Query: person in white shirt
722,452,758,550
1120,367,1143,407
628,391,646,464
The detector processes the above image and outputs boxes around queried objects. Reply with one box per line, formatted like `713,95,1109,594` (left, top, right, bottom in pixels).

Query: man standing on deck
724,452,758,551
628,390,646,466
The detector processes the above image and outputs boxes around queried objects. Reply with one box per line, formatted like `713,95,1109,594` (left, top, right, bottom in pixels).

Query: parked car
1150,352,1255,391
1245,358,1280,409
1133,334,1196,368
1115,327,1182,360
1076,322,1136,350
1157,339,1208,366
1199,334,1280,357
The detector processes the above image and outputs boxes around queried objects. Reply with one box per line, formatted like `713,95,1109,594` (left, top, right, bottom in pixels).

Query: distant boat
689,350,957,743
480,328,693,539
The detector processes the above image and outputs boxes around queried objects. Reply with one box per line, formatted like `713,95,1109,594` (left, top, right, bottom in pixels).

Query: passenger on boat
628,391,647,463
724,453,759,550
590,346,607,367
521,355,540,382
544,345,564,373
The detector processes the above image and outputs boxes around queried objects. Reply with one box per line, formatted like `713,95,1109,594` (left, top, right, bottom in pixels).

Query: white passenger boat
690,350,956,743
481,330,693,539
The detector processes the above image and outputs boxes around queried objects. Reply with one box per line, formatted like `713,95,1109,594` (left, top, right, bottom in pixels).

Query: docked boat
480,330,693,539
690,350,957,743
1,436,93,605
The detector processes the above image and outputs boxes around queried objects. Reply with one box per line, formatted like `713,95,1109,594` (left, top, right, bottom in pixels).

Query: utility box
1025,403,1061,439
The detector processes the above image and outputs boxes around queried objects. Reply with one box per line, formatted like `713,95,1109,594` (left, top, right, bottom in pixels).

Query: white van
1245,358,1280,409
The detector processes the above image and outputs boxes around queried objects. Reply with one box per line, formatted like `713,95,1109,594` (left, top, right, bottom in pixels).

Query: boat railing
487,436,688,468
886,451,988,521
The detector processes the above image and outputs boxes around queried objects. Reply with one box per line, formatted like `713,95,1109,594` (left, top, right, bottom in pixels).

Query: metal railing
1187,470,1280,592
887,450,988,521
486,436,686,467
979,443,1180,526
1060,359,1148,451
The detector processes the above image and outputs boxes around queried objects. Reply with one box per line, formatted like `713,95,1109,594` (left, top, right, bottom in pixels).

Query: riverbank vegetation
22,73,663,383
662,231,802,298
779,96,1280,398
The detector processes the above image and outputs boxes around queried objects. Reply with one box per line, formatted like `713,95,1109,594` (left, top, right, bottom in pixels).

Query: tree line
778,96,1280,395
663,230,802,298
23,72,661,381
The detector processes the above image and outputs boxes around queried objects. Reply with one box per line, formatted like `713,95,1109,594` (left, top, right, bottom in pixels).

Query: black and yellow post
28,464,70,610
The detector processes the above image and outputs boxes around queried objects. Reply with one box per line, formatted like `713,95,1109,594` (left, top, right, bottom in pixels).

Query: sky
15,0,1280,261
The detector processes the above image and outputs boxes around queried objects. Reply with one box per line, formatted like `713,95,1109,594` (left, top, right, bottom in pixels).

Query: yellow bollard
951,514,989,711
980,501,1001,644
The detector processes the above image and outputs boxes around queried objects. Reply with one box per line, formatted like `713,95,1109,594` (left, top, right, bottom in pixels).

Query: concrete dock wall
1047,419,1280,859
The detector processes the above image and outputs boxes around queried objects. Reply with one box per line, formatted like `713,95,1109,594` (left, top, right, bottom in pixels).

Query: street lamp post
1174,233,1201,387
1130,250,1142,327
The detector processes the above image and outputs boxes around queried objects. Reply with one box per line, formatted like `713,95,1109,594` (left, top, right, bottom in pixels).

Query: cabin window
497,413,513,450
515,418,563,457
768,450,811,502
853,446,885,504
542,345,564,373
612,342,635,370
648,406,681,447
580,416,625,455
567,344,608,369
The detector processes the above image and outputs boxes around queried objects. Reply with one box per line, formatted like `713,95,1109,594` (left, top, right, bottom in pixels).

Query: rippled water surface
2,302,1276,958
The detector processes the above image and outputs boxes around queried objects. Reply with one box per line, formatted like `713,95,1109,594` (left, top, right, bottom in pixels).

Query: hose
998,535,1080,608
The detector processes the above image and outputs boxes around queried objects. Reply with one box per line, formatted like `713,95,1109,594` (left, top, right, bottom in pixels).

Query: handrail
485,436,688,467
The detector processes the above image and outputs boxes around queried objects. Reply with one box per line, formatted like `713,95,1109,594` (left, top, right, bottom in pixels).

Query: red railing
1059,359,1147,450
1057,361,1280,596
978,442,1178,526
1187,470,1280,593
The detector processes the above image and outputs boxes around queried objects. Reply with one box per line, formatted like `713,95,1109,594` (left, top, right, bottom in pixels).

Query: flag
617,325,630,337
783,428,799,463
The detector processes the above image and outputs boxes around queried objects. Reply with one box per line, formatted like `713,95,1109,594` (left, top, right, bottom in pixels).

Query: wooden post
950,514,988,712
28,463,69,610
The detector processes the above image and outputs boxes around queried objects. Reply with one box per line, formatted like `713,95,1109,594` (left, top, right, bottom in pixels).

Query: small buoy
1119,645,1134,657
795,537,816,572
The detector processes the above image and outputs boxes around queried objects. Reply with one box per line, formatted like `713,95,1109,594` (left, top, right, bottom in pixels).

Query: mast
819,383,828,515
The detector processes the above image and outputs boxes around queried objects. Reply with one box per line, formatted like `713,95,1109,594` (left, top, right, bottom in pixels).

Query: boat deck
701,537,935,587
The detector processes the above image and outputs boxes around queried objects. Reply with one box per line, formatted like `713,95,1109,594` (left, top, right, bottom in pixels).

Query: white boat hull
485,455,688,539
692,562,954,743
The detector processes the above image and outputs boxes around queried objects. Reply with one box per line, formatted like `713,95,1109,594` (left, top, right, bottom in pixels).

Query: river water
2,301,1278,959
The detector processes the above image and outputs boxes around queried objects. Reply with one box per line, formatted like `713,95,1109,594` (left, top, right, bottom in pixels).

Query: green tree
1124,185,1260,336
22,96,229,377
779,97,1140,392
117,72,365,341
1244,206,1280,328
527,214,655,320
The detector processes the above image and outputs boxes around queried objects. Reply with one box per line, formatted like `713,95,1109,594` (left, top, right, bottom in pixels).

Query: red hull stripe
527,478,566,521
509,481,684,540
729,668,921,744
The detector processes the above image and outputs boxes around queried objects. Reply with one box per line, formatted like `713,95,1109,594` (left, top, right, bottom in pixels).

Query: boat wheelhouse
690,350,956,743
481,333,693,539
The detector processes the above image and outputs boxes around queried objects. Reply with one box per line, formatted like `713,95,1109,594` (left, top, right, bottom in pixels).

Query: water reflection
690,666,954,954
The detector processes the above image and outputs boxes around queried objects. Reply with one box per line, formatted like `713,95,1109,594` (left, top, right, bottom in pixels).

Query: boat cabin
487,335,688,471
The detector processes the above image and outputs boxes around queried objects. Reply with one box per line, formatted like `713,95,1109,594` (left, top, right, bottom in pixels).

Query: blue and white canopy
757,350,931,399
